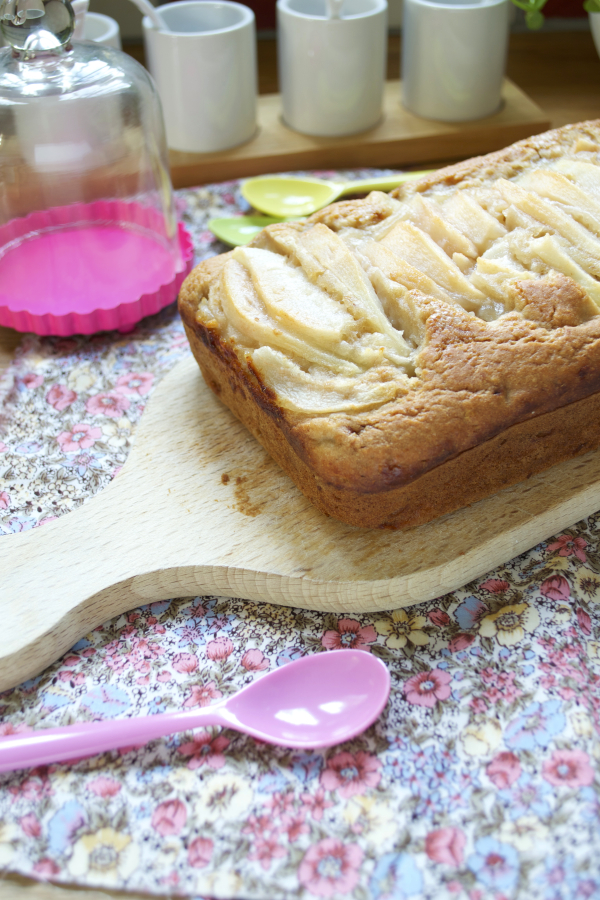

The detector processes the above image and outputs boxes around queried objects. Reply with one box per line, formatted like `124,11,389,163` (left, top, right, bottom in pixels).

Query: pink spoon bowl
0,650,391,773
0,200,194,335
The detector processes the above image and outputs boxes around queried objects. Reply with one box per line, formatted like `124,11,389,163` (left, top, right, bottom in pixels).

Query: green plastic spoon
208,215,289,247
240,170,433,218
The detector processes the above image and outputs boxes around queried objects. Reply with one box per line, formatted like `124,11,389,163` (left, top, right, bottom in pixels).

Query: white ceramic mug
402,0,510,122
83,12,122,48
277,0,387,137
143,1,257,153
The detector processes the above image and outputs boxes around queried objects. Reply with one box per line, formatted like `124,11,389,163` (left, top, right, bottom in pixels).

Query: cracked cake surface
179,121,600,529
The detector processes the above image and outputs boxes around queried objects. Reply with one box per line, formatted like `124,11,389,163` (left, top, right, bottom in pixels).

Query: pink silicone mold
0,200,194,336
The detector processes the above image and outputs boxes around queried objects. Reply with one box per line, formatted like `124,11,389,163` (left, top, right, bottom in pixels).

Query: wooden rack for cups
168,79,550,189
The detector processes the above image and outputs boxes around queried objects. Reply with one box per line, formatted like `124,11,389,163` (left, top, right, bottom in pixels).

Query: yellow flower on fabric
0,822,18,867
374,610,429,650
479,603,539,647
575,569,600,602
546,556,570,571
588,641,599,660
67,828,139,887
343,795,396,848
553,604,572,624
571,709,594,738
67,365,96,393
205,869,244,897
195,773,253,823
498,816,548,853
461,718,502,757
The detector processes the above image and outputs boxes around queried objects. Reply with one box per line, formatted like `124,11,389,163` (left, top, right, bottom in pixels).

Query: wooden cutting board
2,354,600,692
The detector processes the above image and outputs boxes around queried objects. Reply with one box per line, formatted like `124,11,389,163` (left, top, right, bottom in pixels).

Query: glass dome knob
0,0,74,55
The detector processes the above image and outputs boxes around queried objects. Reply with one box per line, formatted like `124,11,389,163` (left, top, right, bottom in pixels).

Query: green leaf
525,8,545,27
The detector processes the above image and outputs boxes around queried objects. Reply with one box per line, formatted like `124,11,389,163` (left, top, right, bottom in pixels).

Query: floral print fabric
0,175,599,900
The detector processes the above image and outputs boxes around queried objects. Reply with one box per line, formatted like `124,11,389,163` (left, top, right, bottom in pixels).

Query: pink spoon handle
0,705,232,773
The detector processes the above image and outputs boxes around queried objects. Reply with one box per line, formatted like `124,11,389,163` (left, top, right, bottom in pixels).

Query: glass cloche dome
0,0,192,334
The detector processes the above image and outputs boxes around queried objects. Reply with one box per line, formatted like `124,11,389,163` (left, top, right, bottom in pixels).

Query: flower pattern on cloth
0,175,599,900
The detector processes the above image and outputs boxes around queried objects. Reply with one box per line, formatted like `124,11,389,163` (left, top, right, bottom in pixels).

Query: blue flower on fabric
498,774,553,820
369,852,423,899
467,837,519,893
291,752,324,784
174,618,207,647
140,600,172,617
81,684,131,718
47,800,87,855
535,854,598,900
454,596,488,631
277,646,306,667
257,769,290,794
504,699,566,751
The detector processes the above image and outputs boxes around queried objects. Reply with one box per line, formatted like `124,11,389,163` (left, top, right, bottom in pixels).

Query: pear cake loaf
179,121,600,530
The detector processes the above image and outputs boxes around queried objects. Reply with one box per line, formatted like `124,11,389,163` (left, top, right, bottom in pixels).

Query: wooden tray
168,79,550,188
2,355,600,692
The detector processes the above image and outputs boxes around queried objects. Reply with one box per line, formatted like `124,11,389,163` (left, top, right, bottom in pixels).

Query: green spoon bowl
208,215,289,247
241,170,433,218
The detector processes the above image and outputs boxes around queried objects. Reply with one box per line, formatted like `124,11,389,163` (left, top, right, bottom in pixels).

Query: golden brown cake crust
179,120,600,529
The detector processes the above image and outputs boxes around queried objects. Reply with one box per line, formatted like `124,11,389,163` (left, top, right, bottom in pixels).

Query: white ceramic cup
402,0,510,122
83,12,122,49
277,0,387,137
143,1,257,153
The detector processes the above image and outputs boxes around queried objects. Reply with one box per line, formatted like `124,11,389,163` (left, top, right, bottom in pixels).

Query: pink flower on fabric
321,618,377,652
172,652,199,673
182,681,222,708
542,749,595,788
486,752,521,789
188,836,213,868
151,798,187,836
86,391,130,418
33,859,60,879
320,751,381,799
266,791,295,818
0,442,7,452
19,813,41,838
480,579,510,593
241,649,270,671
425,827,466,866
56,423,101,453
547,534,587,562
178,732,230,769
428,609,451,626
404,669,452,707
448,634,475,653
115,372,154,396
301,788,334,821
281,810,310,843
46,384,76,411
88,777,121,797
577,608,592,635
249,835,287,870
242,813,272,838
21,372,43,390
0,722,32,736
0,491,10,509
298,838,363,897
540,574,571,602
206,637,234,661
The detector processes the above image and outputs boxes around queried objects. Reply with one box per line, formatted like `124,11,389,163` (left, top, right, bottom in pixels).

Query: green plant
512,0,600,29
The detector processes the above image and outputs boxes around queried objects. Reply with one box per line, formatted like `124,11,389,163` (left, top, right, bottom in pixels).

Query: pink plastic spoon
0,650,390,773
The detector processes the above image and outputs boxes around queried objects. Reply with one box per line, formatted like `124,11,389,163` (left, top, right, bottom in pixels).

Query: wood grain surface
3,354,600,693
168,80,549,188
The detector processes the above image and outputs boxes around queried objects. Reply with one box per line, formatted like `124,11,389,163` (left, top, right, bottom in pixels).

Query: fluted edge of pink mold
0,201,194,336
